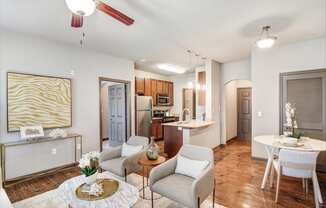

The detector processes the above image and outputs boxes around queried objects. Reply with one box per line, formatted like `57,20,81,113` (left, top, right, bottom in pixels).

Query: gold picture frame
7,72,72,132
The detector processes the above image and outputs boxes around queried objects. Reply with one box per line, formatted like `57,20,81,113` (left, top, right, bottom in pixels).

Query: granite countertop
162,120,215,129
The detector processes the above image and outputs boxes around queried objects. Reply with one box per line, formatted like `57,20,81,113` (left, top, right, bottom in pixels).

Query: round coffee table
57,172,139,208
138,154,166,200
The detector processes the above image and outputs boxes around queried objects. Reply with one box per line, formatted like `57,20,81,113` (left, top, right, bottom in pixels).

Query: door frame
99,77,131,151
237,87,252,140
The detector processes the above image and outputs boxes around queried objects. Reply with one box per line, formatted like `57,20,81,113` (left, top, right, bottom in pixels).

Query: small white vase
85,171,98,185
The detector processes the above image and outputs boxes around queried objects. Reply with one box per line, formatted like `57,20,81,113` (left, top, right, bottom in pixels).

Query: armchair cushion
100,157,125,176
121,143,143,157
151,173,194,207
175,155,209,179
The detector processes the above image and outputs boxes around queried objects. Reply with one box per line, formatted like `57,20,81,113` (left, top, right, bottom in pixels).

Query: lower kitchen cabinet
151,119,163,139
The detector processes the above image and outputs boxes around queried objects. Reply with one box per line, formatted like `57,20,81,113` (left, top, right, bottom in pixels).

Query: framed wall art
7,72,72,132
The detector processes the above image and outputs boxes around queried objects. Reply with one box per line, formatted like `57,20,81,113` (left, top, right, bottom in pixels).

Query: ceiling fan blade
97,1,134,26
71,14,83,28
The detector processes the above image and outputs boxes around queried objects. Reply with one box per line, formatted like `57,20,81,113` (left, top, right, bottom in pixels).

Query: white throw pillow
175,155,209,179
121,143,143,157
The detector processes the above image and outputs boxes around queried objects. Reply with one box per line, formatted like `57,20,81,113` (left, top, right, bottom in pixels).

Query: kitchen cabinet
162,81,169,94
151,119,163,139
135,77,174,106
151,79,157,106
198,71,206,106
144,78,151,96
135,77,145,95
157,80,163,94
168,82,173,106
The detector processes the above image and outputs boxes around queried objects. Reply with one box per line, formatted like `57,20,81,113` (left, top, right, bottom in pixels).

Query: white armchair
270,149,321,208
149,144,215,208
99,136,148,182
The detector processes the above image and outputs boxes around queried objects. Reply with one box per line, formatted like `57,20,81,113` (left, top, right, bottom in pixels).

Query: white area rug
13,173,225,208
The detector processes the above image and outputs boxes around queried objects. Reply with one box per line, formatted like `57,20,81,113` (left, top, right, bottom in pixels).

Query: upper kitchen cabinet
144,78,152,96
168,82,173,106
135,77,145,95
135,77,174,106
151,79,157,106
198,71,206,106
156,80,163,94
162,81,169,94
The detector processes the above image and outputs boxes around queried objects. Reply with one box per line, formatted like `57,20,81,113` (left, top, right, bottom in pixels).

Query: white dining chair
270,149,321,208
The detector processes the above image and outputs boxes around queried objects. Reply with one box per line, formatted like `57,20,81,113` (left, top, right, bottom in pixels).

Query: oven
157,94,170,106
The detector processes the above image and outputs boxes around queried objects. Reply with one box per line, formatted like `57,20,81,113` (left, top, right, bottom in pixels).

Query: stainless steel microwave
157,94,170,105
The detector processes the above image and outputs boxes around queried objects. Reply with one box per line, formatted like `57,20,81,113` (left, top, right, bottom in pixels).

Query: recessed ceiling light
157,64,186,74
256,26,277,49
139,59,147,62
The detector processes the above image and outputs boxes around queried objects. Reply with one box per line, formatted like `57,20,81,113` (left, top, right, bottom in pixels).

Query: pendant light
256,26,277,49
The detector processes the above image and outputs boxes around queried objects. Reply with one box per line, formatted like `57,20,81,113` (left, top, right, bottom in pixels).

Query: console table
0,134,82,187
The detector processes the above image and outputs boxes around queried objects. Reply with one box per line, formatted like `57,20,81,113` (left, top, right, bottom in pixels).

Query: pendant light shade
256,26,277,49
65,0,96,16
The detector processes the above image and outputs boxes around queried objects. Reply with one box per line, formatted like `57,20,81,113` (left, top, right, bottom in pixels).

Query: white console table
0,134,82,187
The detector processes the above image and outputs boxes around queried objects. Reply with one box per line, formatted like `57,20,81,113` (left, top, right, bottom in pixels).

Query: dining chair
270,149,320,207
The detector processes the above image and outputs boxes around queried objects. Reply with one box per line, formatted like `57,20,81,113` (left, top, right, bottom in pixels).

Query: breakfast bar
163,120,215,157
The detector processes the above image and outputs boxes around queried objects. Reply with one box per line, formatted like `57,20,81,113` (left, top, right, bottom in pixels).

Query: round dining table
254,135,326,204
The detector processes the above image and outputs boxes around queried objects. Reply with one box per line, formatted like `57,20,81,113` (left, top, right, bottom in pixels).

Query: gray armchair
149,144,215,208
99,136,148,182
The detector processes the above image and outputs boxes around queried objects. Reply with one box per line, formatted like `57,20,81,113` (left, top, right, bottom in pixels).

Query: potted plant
79,151,100,185
283,102,303,142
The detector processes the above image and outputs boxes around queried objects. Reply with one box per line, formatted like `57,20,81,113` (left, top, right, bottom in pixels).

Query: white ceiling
1,0,325,75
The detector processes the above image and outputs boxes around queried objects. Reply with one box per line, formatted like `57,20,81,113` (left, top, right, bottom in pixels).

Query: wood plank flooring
5,138,326,207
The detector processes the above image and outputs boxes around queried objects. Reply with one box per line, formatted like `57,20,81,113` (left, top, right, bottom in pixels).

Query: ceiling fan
65,0,134,28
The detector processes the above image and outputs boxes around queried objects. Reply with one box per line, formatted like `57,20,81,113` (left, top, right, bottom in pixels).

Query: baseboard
251,156,267,161
226,136,238,144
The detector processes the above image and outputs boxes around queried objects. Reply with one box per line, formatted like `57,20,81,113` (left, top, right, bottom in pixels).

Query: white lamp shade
65,0,96,16
256,37,276,49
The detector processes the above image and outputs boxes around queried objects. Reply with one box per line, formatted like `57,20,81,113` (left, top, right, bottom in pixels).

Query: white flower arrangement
79,151,100,176
284,102,303,138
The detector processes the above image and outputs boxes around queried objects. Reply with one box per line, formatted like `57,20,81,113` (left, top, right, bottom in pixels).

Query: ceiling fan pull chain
80,32,86,48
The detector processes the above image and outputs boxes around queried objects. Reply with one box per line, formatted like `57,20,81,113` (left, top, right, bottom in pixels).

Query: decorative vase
146,137,159,160
85,171,98,185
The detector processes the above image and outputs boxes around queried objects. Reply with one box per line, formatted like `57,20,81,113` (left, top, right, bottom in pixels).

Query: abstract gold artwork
7,72,72,132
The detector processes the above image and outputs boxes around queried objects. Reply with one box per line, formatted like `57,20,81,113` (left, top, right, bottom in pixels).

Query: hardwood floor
5,138,326,207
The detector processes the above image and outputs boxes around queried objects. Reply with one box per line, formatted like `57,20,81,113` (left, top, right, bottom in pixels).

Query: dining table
254,135,326,204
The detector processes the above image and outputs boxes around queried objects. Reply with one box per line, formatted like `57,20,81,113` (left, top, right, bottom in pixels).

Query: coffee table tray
75,179,119,201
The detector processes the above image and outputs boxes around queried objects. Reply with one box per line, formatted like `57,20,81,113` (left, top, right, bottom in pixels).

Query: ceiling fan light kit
65,0,134,28
256,26,277,49
65,0,96,16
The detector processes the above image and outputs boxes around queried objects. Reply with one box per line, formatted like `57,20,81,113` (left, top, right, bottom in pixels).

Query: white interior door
109,84,126,146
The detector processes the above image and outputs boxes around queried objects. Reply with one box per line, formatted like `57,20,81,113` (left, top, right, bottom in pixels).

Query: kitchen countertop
162,120,215,129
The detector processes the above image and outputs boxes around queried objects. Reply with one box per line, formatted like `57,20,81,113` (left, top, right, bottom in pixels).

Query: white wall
251,37,326,158
0,31,135,153
224,80,252,141
169,73,196,115
220,59,251,144
135,69,171,81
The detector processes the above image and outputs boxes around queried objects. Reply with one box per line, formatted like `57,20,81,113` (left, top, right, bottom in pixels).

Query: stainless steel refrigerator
136,96,152,138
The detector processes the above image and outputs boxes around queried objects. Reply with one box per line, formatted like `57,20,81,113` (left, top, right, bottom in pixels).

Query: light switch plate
258,111,263,117
51,148,57,155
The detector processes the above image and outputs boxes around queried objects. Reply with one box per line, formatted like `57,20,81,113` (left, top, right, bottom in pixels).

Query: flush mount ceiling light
157,64,186,74
65,0,96,16
256,26,277,49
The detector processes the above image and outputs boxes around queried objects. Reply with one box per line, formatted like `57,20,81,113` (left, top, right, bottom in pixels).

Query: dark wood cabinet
168,82,173,106
135,77,174,106
151,119,163,139
162,81,169,95
151,79,157,106
135,77,145,95
164,125,183,157
144,78,151,96
156,80,163,94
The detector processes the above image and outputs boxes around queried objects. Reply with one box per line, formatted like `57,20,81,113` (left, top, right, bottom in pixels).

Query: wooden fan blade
97,1,134,26
71,14,83,28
